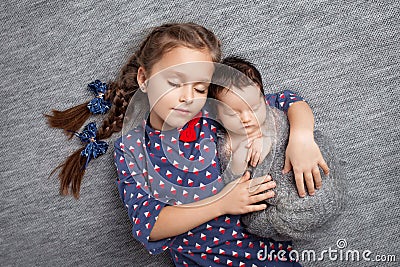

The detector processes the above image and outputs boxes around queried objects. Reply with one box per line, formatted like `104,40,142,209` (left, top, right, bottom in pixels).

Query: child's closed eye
223,109,237,116
194,84,208,94
168,80,181,88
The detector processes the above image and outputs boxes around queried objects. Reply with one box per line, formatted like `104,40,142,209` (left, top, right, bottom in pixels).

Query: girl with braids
45,23,320,266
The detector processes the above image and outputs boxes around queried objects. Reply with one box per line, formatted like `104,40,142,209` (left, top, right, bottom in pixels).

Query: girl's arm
256,90,329,197
149,172,276,241
284,100,330,197
115,134,276,243
149,192,223,241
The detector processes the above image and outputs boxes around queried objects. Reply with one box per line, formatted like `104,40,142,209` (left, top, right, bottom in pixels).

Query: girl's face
216,84,267,137
138,46,214,130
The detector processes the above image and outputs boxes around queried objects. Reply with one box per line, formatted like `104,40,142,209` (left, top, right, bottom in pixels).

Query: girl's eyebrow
166,70,211,83
167,70,185,78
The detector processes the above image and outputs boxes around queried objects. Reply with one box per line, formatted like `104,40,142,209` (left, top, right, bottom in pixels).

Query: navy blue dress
114,91,304,266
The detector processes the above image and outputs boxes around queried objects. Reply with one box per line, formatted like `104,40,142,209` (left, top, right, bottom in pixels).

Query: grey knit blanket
218,107,347,241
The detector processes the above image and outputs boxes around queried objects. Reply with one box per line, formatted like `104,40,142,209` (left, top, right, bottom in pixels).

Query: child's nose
241,110,252,123
179,84,194,104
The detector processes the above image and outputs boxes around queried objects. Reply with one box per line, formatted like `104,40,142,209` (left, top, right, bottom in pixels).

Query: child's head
131,23,222,130
44,22,221,198
209,56,267,137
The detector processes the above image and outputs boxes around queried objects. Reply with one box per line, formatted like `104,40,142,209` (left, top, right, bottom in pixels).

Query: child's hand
245,136,272,167
246,137,263,167
283,134,329,197
217,172,276,215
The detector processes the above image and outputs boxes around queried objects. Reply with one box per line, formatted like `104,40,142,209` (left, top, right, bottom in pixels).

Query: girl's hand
217,171,276,215
283,132,329,197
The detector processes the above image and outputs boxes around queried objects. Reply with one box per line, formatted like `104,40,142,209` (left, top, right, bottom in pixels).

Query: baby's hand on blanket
283,134,330,197
245,135,271,167
246,137,263,167
216,171,276,215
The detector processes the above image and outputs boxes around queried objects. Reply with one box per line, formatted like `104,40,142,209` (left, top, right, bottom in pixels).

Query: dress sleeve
264,90,306,112
113,137,174,255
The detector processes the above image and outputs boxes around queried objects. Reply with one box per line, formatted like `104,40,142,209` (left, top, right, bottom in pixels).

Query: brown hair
208,56,263,99
44,22,221,199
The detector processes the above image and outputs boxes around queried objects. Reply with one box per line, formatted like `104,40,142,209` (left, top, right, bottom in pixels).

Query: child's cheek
254,106,267,126
219,113,243,133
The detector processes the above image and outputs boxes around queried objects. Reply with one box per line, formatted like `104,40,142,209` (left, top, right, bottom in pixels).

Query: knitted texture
2,1,399,266
219,107,347,241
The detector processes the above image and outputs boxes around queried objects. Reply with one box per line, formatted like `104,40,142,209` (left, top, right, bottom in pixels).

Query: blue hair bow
69,122,109,170
87,80,112,114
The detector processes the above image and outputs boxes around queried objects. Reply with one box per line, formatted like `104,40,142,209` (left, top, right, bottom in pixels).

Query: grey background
1,0,399,266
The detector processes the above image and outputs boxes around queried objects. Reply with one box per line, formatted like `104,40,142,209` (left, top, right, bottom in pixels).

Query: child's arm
248,90,329,197
150,172,275,241
115,137,276,246
285,101,329,197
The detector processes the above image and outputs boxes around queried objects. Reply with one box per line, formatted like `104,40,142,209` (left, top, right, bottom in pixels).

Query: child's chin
164,119,192,130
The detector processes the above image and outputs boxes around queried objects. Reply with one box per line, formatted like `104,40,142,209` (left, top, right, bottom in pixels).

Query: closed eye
194,83,209,94
223,109,237,116
168,81,181,88
194,86,207,94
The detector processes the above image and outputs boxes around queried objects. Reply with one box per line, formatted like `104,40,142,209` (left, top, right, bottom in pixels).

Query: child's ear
137,66,148,93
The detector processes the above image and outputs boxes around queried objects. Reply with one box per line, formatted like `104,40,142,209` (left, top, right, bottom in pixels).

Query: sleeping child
209,56,346,241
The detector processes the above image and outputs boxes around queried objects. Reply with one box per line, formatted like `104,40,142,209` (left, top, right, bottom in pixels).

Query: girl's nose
179,84,194,104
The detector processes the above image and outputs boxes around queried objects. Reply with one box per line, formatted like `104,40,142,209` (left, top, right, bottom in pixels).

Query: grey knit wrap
218,107,347,241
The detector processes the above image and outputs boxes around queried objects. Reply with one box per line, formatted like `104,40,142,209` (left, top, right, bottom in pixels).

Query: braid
50,53,140,199
47,22,221,199
48,148,86,199
97,85,133,139
97,53,140,139
43,102,91,140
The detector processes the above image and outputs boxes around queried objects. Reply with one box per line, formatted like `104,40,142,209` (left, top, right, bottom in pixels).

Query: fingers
250,150,261,167
249,180,276,194
246,146,252,163
250,174,271,186
239,171,251,183
250,190,275,203
304,172,315,196
246,203,268,213
294,171,306,198
282,155,292,174
312,166,322,189
319,159,330,175
293,166,324,197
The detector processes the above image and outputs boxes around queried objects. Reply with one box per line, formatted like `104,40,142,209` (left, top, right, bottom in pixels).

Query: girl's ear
137,66,148,93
